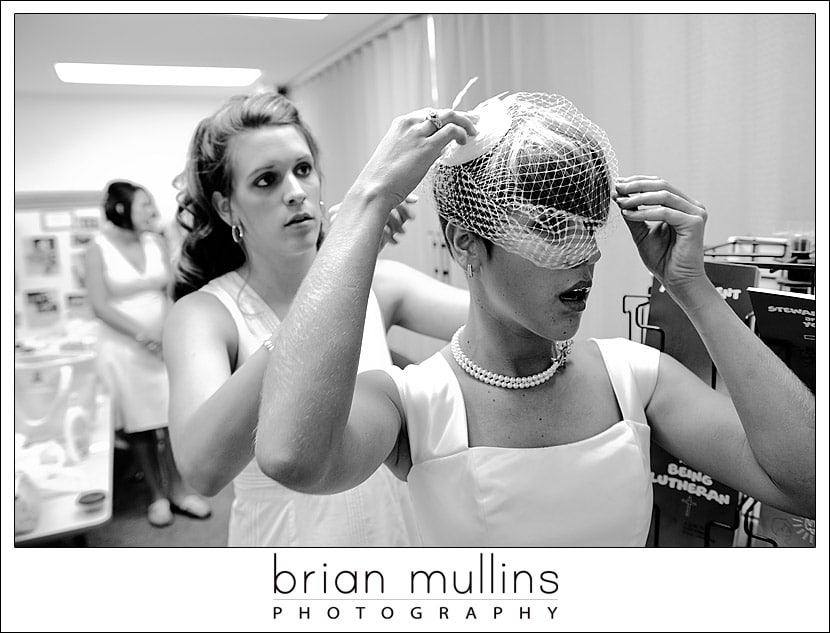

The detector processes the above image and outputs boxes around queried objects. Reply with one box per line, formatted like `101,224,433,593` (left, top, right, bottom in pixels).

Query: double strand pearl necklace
450,327,572,390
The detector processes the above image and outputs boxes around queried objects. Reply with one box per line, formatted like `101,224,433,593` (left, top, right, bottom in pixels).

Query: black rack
624,252,815,342
623,252,815,548
704,239,816,294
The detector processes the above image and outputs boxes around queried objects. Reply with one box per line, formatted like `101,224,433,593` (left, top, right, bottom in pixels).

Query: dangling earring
466,263,474,279
231,224,244,244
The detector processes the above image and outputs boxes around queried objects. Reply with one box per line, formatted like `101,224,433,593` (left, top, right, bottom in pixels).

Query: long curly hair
172,92,321,300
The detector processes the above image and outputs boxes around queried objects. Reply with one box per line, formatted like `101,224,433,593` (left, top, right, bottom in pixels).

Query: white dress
199,270,420,547
94,231,170,433
383,337,660,547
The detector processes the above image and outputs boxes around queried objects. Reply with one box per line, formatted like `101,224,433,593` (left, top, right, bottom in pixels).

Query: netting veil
426,92,618,269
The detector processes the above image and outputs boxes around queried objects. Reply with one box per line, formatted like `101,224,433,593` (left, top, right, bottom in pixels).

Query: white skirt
96,327,168,434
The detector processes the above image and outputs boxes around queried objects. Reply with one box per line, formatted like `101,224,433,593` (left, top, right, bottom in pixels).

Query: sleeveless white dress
199,270,420,547
94,231,170,433
383,337,660,547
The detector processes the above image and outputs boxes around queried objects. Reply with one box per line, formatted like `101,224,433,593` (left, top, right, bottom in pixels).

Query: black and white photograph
23,235,60,276
5,6,826,633
40,209,73,231
22,288,61,329
64,291,92,320
72,208,102,231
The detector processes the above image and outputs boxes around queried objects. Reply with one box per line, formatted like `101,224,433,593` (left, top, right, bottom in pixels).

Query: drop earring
466,263,474,279
231,224,244,243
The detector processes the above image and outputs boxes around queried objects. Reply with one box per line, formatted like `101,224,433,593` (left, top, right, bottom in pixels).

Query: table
15,392,114,546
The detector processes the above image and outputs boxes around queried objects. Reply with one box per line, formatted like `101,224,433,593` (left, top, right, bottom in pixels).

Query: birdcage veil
425,91,618,269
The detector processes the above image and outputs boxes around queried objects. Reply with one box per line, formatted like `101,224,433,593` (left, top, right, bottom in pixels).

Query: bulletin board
14,191,105,339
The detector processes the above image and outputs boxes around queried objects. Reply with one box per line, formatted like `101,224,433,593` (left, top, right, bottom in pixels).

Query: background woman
86,180,211,527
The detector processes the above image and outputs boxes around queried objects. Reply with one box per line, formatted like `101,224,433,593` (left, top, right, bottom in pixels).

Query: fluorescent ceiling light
54,63,262,87
232,14,328,20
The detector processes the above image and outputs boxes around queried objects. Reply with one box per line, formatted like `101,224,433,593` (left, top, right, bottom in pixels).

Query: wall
12,93,227,346
14,94,222,223
13,195,103,340
432,14,816,241
291,15,445,362
13,14,819,354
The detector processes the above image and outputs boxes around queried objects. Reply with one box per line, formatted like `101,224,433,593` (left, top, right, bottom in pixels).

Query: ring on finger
425,109,443,130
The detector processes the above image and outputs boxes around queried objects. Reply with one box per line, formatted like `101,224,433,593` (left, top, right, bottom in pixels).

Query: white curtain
432,13,816,340
432,13,815,238
292,16,448,360
293,16,431,204
293,13,817,348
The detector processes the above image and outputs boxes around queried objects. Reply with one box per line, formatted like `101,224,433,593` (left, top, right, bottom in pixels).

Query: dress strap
93,232,116,257
383,353,469,465
591,338,660,424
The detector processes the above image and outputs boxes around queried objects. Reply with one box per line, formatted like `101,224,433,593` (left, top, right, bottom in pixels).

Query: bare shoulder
565,338,632,389
165,290,237,345
358,367,405,406
568,338,607,368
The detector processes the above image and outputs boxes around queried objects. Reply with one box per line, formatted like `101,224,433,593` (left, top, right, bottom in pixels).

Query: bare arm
163,292,272,496
255,109,477,492
153,232,174,292
617,176,815,518
650,282,814,517
255,187,395,491
373,258,469,340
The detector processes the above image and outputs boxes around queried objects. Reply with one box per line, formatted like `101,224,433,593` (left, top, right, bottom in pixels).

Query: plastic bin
14,350,99,463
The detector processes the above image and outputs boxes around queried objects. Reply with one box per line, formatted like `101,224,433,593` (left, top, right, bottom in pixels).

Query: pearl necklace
450,327,572,390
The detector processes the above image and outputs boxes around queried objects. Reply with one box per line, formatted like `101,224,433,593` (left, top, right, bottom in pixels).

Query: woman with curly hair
164,91,469,546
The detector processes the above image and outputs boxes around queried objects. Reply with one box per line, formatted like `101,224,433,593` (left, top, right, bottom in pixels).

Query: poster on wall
647,444,739,547
23,236,61,276
73,207,102,231
64,292,93,320
41,210,74,231
24,289,61,329
754,504,816,547
748,287,816,392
